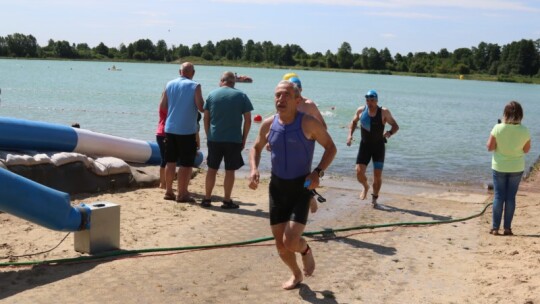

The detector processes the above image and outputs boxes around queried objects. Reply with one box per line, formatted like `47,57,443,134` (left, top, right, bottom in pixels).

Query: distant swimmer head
288,77,302,89
283,72,298,80
365,89,378,99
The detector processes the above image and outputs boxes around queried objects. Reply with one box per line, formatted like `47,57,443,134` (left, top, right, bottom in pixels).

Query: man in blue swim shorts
249,80,336,290
346,89,399,207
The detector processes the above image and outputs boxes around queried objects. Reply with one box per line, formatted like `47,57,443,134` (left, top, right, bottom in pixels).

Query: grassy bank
4,56,539,85
174,57,540,85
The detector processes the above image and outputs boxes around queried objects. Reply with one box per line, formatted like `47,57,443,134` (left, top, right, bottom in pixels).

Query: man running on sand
285,74,327,213
346,89,399,207
249,80,336,290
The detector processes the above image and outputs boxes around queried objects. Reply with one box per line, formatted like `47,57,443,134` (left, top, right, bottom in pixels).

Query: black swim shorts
206,141,244,170
164,133,197,167
269,173,311,225
356,140,385,170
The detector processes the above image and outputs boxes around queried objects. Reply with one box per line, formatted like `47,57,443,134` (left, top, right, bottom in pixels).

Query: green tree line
1,33,539,78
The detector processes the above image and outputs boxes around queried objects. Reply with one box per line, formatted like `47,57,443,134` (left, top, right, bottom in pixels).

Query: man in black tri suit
346,90,399,207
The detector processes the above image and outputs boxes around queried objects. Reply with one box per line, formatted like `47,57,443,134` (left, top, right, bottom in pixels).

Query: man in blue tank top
249,80,337,290
346,89,399,207
159,62,204,203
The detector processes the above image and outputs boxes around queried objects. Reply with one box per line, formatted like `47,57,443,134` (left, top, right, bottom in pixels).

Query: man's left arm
303,116,337,190
194,85,204,112
203,109,210,138
383,108,399,138
242,111,252,150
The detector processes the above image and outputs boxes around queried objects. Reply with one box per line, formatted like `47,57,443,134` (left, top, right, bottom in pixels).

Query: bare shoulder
257,116,274,139
301,101,321,115
381,107,398,124
302,113,324,138
303,113,326,131
381,107,393,115
260,116,274,130
304,98,316,105
303,112,319,123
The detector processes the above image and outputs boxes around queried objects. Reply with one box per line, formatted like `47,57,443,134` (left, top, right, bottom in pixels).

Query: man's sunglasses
310,189,327,203
304,180,327,203
365,95,377,99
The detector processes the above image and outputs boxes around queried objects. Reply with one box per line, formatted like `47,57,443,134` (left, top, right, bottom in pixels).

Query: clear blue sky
1,0,539,55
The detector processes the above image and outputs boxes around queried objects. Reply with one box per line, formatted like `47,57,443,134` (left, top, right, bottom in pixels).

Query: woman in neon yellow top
486,101,531,236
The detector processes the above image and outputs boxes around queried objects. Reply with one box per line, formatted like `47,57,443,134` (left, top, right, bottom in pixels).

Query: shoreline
3,57,540,86
224,164,497,193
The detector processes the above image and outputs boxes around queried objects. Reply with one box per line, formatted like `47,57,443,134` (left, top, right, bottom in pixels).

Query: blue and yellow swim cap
283,72,298,80
289,77,302,88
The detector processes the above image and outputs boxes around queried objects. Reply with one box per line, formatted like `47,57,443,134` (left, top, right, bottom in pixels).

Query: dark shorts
165,133,197,167
269,173,311,225
356,140,385,170
156,135,167,168
206,141,244,170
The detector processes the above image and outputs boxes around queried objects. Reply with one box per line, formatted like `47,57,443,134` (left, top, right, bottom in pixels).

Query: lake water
1,59,539,187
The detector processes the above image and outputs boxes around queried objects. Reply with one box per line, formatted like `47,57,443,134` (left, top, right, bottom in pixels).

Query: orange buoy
254,114,262,122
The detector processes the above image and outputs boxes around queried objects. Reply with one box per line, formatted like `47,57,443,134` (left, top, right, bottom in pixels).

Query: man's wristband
314,167,325,178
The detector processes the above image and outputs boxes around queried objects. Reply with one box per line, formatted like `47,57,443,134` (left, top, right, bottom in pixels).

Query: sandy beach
1,166,539,304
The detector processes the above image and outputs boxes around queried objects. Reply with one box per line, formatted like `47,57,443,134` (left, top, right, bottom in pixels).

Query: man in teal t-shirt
202,71,254,209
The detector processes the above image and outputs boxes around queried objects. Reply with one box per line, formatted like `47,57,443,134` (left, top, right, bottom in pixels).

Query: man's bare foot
360,184,370,200
371,194,379,208
282,274,303,290
301,245,315,276
310,197,318,213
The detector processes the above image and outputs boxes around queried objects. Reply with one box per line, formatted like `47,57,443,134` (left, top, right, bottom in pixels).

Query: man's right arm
249,117,271,190
346,107,362,146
